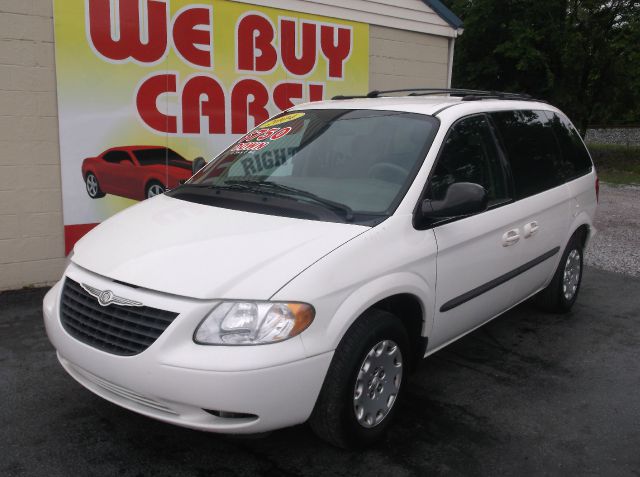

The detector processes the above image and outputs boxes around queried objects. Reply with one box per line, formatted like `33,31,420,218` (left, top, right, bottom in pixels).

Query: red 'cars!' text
85,0,353,136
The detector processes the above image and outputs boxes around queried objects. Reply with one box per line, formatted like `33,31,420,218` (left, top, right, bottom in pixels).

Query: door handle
502,229,520,246
523,221,539,238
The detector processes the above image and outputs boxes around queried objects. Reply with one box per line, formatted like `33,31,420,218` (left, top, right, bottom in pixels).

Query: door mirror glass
192,157,206,174
421,182,488,219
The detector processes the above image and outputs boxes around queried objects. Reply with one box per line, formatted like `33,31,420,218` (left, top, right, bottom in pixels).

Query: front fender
321,272,433,351
271,214,438,358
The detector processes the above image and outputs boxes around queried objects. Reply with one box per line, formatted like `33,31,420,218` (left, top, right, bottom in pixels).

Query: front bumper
43,265,333,433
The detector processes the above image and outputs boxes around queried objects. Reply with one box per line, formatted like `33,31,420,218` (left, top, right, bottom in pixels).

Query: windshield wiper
225,180,354,221
180,182,255,192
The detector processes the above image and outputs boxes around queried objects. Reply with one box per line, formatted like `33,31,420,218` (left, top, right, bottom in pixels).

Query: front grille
60,278,179,356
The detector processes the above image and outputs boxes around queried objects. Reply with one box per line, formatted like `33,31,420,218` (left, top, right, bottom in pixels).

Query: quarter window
490,110,563,199
429,115,508,205
544,111,593,180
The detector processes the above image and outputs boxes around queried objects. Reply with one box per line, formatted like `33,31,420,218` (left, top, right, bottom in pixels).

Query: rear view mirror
420,182,488,221
192,157,206,174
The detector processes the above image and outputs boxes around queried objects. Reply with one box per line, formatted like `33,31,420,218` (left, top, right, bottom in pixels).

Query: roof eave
422,0,464,30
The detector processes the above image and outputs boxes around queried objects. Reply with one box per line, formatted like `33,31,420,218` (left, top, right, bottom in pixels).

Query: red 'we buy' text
85,0,354,135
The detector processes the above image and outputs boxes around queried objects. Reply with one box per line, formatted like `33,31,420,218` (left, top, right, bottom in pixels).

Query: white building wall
369,25,450,90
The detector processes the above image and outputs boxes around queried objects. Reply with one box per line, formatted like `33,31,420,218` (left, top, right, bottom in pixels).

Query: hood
72,195,369,299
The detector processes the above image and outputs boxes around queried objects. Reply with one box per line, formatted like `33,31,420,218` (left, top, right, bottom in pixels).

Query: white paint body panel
46,97,597,434
273,213,438,356
71,194,368,300
43,273,333,433
429,201,531,346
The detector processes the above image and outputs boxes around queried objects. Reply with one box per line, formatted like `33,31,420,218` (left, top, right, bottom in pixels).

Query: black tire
534,233,584,313
145,181,165,199
309,309,409,449
85,172,105,199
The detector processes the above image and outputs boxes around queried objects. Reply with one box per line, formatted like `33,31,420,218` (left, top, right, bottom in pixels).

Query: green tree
443,0,640,134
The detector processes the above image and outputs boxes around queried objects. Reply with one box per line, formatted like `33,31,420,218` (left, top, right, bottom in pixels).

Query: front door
427,114,524,349
101,150,136,197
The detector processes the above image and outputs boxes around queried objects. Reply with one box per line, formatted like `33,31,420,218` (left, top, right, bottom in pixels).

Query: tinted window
491,110,563,199
103,151,132,164
429,115,508,205
134,148,191,170
544,112,593,180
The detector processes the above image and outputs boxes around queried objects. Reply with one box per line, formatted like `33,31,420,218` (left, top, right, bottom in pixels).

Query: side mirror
420,182,488,221
192,157,206,174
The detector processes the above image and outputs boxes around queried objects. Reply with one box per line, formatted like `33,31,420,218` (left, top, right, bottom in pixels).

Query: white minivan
44,89,597,448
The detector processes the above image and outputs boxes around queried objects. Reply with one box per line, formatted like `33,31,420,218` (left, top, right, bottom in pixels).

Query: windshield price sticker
260,113,306,128
230,141,269,152
242,127,293,142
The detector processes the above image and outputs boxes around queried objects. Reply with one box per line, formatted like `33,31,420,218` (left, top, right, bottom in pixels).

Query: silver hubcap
563,249,581,301
353,340,403,429
147,184,164,198
86,175,98,197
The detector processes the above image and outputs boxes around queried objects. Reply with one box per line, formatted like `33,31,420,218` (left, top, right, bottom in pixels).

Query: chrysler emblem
81,283,143,308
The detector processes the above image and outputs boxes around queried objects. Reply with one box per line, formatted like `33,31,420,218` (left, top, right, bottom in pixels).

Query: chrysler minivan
44,89,597,448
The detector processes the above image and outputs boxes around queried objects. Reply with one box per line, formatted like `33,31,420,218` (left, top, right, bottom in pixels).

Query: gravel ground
585,183,640,277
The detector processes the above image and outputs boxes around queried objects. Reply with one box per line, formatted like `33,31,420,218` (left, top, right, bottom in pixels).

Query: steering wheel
368,162,409,184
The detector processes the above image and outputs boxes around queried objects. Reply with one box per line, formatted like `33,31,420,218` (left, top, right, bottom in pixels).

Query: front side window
171,109,439,224
490,110,564,199
134,148,192,170
429,115,509,205
103,150,132,164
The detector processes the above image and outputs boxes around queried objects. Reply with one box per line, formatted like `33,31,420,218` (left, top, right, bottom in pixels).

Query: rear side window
490,110,563,199
544,112,593,180
429,115,509,205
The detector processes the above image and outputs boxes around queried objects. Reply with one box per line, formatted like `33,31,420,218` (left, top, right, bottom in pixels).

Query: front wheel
85,172,105,199
309,309,409,448
534,234,584,313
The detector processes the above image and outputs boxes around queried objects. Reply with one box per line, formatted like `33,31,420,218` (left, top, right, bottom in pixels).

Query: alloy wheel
86,174,98,197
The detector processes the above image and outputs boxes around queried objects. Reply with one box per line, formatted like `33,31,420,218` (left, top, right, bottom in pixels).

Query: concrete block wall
0,2,66,291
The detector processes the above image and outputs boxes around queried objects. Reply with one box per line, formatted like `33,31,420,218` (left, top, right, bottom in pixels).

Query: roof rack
332,88,538,102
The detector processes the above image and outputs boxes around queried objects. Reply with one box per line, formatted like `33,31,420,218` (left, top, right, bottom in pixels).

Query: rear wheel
309,309,409,448
85,173,105,199
534,233,584,313
146,181,165,199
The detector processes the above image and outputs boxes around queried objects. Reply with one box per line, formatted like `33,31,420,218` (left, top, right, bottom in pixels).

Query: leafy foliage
442,0,640,133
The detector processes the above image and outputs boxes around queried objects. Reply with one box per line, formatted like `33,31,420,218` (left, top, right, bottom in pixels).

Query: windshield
171,109,439,224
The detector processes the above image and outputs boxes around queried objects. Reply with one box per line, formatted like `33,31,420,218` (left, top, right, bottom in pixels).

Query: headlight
194,301,315,345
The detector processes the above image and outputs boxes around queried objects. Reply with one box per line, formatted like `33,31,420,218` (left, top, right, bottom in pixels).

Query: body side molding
440,247,561,312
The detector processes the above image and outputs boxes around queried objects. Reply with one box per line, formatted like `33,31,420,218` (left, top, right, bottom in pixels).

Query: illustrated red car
82,146,195,201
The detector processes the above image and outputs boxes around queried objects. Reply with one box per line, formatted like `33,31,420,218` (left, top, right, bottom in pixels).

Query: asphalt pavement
2,265,639,477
